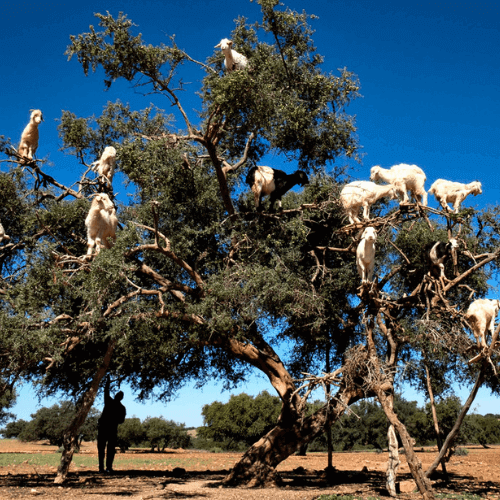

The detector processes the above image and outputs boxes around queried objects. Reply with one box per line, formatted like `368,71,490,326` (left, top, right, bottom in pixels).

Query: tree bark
366,317,434,499
425,362,487,478
54,339,116,483
386,424,399,497
377,390,435,500
223,385,361,487
424,361,448,478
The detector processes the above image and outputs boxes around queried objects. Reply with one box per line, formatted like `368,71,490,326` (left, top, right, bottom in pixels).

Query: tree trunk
377,390,435,500
223,385,361,487
424,361,448,478
296,442,308,456
425,363,487,478
386,424,399,497
54,339,116,484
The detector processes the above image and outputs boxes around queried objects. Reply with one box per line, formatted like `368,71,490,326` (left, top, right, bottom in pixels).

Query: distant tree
1,419,28,439
424,396,462,442
462,413,500,447
330,396,430,451
117,417,146,451
199,391,281,449
17,402,99,447
393,397,429,447
143,417,190,452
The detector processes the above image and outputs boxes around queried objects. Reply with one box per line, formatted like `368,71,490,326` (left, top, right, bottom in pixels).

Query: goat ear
214,43,221,48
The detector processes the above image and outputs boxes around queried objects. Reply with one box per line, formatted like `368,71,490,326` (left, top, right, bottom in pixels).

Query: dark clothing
98,380,126,472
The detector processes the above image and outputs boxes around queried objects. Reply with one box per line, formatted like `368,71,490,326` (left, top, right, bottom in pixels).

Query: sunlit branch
130,222,205,294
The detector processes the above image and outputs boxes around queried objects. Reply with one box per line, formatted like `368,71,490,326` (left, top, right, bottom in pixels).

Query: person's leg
106,430,117,471
97,427,106,472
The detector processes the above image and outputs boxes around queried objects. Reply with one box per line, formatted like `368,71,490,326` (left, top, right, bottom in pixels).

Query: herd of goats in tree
2,35,500,497
3,34,496,378
6,94,495,361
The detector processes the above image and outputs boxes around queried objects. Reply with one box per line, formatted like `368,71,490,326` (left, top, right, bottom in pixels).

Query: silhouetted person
98,376,126,473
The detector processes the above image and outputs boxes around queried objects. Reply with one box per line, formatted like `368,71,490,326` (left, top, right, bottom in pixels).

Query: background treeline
198,392,500,452
3,391,500,453
1,402,190,452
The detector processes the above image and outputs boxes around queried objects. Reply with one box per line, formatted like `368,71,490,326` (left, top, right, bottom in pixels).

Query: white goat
85,193,118,256
214,38,248,72
91,146,116,186
0,220,10,243
429,179,482,213
465,298,500,348
18,109,43,159
356,227,377,283
340,181,397,224
370,163,428,206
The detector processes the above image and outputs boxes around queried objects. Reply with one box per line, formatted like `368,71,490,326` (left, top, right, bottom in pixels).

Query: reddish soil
1,440,500,499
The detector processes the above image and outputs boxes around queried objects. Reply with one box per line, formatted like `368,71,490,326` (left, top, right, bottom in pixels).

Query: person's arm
104,376,111,404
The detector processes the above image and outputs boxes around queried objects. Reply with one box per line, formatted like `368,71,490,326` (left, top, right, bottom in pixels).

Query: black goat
425,238,458,283
245,166,309,212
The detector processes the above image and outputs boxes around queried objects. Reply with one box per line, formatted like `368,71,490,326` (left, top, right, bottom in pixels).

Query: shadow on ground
2,467,500,498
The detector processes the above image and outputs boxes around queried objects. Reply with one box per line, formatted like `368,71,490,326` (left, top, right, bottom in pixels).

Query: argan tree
1,1,500,496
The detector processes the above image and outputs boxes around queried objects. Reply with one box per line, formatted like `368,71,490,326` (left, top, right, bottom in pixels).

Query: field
1,439,500,499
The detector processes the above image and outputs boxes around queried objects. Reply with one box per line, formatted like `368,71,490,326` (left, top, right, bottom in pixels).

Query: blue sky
2,0,500,427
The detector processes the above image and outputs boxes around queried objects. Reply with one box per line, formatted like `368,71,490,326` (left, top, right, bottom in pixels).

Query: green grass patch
0,453,96,468
0,452,235,470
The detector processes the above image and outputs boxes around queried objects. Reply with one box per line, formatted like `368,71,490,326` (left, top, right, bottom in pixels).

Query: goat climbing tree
1,0,500,496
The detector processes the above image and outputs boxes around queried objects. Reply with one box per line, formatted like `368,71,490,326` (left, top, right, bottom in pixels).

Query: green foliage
1,419,28,439
325,395,500,452
199,391,281,449
201,2,360,169
143,417,191,451
9,402,99,446
0,384,16,426
1,0,500,481
117,417,146,451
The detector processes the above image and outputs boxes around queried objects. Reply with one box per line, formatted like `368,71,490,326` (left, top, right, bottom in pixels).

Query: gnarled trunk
223,385,361,487
424,360,448,478
386,424,399,497
425,362,487,478
54,339,115,483
377,389,434,500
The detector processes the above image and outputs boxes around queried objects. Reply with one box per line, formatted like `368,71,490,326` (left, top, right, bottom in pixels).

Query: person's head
115,391,124,402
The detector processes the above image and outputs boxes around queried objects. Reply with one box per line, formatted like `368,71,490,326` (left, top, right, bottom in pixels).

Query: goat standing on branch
18,109,43,159
370,163,427,206
356,227,377,283
465,298,500,348
429,179,482,213
425,238,458,287
85,193,118,256
215,38,248,72
92,146,117,187
246,166,309,213
340,181,397,224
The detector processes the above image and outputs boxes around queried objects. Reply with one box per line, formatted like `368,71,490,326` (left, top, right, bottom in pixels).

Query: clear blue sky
2,0,500,427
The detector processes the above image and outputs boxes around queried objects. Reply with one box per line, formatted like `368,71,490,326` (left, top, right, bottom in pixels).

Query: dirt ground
1,440,500,500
